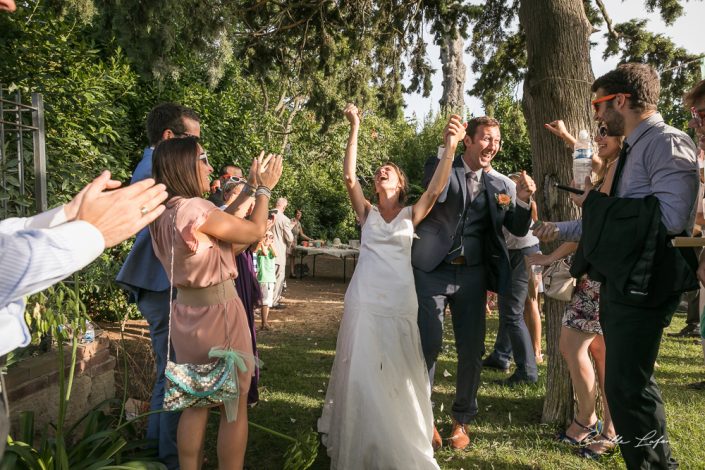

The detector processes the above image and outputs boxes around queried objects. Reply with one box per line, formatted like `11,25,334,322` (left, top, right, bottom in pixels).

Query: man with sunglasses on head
116,102,201,470
208,164,242,207
412,116,535,451
534,63,699,470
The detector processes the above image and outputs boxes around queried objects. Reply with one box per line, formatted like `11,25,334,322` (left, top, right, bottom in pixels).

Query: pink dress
150,197,253,395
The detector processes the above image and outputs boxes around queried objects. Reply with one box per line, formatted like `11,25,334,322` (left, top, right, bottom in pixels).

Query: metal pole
15,89,25,216
0,87,6,218
32,93,47,213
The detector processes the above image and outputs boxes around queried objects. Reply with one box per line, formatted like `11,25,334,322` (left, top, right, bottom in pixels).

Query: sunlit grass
201,295,705,469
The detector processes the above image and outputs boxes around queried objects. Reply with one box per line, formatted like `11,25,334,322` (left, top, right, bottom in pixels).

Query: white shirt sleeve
0,219,104,355
0,205,68,233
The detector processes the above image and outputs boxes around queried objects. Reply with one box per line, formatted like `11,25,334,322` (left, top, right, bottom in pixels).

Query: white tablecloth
294,246,360,258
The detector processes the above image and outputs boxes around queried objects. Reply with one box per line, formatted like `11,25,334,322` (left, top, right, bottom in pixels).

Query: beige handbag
542,259,576,302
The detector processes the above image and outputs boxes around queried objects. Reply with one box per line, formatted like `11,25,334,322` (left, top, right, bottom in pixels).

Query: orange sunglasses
591,93,631,112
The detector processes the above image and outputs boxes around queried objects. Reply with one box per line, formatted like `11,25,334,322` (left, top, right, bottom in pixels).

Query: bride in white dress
318,104,465,469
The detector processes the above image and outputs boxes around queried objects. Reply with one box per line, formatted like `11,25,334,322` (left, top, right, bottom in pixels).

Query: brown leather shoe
449,419,470,450
432,426,442,451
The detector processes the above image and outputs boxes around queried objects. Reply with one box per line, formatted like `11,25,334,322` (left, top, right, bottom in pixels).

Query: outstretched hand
544,120,576,148
344,103,360,127
532,221,560,243
76,171,168,248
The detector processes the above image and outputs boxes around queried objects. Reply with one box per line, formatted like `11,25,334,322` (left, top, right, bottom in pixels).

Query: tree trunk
439,28,466,113
518,0,595,425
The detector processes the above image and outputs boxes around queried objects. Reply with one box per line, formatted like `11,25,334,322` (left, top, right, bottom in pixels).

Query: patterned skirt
561,276,602,335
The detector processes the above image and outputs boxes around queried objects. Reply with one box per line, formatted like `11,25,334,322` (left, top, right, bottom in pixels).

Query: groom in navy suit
411,116,535,451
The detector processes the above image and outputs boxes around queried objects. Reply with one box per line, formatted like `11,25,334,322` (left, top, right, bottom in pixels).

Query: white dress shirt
0,206,104,356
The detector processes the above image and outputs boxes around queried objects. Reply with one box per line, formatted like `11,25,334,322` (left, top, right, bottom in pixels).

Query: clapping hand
256,152,283,190
76,171,168,248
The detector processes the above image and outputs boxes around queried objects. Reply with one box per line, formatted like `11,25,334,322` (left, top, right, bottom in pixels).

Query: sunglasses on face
591,93,631,113
596,126,608,138
692,107,705,128
199,151,210,167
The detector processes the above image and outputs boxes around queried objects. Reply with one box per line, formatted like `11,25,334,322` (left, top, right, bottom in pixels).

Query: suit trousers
415,263,487,424
599,283,680,470
137,289,180,470
273,255,287,306
487,245,539,380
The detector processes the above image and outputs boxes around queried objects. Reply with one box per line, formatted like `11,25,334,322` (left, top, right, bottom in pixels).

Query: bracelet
255,185,272,198
243,183,256,197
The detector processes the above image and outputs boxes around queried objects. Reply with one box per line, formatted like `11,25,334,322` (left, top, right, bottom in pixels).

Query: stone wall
5,336,116,435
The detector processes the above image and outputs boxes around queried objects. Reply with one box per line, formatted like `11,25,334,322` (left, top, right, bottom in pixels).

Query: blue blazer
115,148,170,296
410,154,531,295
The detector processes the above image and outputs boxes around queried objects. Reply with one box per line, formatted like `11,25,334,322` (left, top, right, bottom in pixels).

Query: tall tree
438,28,466,112
519,0,595,424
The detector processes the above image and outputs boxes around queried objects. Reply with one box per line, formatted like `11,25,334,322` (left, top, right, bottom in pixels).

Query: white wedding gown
318,206,440,470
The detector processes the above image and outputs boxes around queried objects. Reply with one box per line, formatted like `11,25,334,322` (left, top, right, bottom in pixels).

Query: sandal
556,419,602,445
578,433,617,459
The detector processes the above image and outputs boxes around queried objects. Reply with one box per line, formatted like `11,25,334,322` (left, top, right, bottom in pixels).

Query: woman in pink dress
149,136,282,470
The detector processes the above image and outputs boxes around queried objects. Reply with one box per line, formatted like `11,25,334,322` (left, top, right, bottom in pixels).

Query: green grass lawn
205,279,705,469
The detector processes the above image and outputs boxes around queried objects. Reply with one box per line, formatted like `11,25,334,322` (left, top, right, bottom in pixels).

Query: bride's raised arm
412,114,465,226
343,103,371,224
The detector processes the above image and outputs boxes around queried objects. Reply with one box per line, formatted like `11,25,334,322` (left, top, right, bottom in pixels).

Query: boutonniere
495,192,512,211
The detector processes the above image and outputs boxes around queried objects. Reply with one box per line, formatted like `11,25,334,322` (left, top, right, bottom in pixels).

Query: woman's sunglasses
596,126,608,138
199,151,210,167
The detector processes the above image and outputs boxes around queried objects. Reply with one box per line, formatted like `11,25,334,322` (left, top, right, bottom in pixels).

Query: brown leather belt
176,279,237,307
449,256,466,265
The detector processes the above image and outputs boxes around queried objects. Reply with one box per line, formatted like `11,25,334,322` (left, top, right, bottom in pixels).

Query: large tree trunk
439,28,466,112
518,0,595,425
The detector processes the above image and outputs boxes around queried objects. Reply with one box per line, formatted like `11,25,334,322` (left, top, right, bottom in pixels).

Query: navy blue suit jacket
115,147,170,297
410,154,531,295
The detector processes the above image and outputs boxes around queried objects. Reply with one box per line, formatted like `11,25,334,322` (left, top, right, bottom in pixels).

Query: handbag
542,258,576,302
161,207,246,422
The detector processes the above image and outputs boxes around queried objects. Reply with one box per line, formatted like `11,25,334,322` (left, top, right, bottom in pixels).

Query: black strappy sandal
578,433,618,459
556,419,602,445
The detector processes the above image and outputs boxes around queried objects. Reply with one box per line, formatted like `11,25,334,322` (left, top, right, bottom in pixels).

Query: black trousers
599,283,680,470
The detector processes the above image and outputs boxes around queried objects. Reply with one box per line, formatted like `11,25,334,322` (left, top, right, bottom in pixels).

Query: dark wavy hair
152,136,203,199
592,63,660,113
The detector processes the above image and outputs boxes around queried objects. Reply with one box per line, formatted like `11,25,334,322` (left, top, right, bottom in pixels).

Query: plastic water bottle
572,129,593,190
84,320,95,343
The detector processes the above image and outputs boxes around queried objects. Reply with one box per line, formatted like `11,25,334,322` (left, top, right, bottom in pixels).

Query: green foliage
3,401,163,470
488,86,533,175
